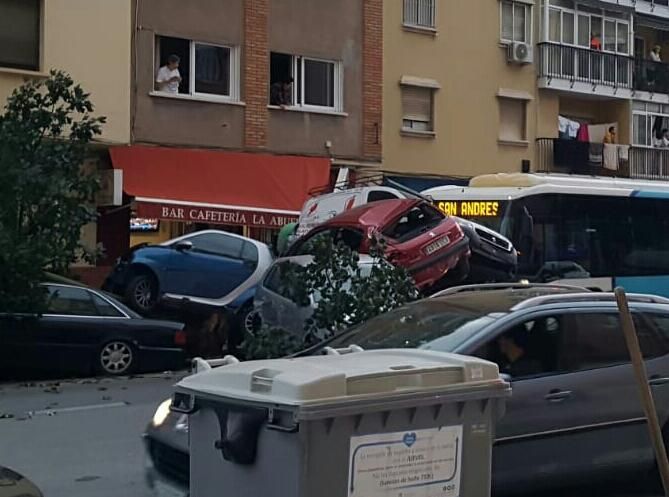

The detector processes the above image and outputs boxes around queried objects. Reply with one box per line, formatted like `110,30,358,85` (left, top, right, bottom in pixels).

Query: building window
501,1,531,44
0,0,40,71
403,0,436,29
633,101,669,148
498,97,527,142
269,52,343,111
154,35,239,101
401,85,434,133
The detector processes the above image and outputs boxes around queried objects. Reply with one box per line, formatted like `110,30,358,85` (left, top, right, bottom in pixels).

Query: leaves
0,70,105,312
242,233,419,359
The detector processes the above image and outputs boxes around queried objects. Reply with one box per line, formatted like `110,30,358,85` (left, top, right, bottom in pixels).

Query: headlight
152,399,171,427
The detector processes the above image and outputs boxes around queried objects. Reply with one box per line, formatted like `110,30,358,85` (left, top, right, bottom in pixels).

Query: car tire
97,340,136,376
125,273,158,314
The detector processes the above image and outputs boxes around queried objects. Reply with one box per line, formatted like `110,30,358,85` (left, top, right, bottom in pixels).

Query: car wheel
125,274,158,314
239,303,261,334
98,341,135,376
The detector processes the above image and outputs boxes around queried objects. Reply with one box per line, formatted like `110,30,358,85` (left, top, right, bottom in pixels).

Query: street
0,372,185,497
0,371,662,497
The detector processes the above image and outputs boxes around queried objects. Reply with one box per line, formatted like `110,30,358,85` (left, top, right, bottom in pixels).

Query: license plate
424,236,450,255
154,479,187,497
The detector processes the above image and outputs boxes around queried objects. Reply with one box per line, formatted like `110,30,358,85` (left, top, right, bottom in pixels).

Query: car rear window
383,204,444,243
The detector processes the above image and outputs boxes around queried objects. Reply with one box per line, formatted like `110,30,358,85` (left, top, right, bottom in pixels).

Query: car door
465,312,580,494
163,232,251,300
256,261,309,336
35,285,114,372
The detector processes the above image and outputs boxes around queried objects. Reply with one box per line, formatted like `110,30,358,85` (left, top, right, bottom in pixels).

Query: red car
287,199,470,291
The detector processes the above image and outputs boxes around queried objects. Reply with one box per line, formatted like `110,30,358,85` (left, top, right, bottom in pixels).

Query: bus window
622,197,669,275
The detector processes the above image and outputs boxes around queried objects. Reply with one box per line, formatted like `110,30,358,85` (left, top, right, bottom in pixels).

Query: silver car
144,284,669,496
253,254,375,339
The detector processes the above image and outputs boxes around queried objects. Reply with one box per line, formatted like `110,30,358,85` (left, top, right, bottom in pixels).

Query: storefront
110,145,331,249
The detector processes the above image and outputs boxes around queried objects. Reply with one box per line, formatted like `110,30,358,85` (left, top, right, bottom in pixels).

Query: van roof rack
510,292,669,311
306,171,434,202
430,282,589,298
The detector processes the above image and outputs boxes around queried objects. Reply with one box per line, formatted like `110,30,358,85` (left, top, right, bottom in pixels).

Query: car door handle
649,376,669,387
544,390,572,402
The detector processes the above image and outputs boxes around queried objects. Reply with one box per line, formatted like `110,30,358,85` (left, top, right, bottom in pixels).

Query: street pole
615,287,669,496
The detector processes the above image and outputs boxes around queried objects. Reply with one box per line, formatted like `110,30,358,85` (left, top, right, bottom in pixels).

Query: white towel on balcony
603,144,619,170
618,145,629,161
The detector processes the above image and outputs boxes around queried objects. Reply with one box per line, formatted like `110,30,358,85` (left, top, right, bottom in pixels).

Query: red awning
110,145,331,228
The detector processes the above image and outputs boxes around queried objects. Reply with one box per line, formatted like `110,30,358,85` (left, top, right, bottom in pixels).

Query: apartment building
112,0,383,249
0,0,132,284
383,0,669,182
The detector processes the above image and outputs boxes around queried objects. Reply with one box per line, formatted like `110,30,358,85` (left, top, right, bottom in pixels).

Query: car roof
426,286,590,314
160,229,270,249
322,198,420,228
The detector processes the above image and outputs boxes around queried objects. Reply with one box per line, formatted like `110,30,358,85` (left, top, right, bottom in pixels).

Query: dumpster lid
177,349,504,407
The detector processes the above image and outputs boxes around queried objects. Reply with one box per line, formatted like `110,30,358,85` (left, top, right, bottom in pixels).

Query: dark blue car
103,230,273,330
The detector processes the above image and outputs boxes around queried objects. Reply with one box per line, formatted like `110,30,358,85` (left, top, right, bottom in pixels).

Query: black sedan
0,283,187,376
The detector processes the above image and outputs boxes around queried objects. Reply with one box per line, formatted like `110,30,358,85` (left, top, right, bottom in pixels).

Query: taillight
174,330,187,347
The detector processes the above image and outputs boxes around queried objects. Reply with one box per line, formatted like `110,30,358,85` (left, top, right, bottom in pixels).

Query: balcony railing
635,58,669,94
536,138,669,181
538,43,633,90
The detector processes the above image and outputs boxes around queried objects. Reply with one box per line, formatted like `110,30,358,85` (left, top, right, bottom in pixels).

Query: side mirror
175,240,193,252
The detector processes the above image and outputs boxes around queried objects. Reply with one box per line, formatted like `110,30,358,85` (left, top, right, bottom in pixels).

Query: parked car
103,230,273,329
253,254,376,338
0,282,186,376
286,199,470,292
144,283,669,496
0,465,43,497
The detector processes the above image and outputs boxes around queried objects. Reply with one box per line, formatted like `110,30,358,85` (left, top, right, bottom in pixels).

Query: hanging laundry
603,143,619,170
576,122,590,142
589,142,603,165
558,115,580,139
554,138,589,169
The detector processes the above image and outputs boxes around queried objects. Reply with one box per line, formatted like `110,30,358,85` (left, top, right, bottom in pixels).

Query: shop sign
137,202,298,228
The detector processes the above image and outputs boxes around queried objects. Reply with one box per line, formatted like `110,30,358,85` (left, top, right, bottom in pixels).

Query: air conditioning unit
507,42,533,64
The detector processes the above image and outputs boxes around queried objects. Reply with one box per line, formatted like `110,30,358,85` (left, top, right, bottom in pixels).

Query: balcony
536,138,669,181
537,43,633,97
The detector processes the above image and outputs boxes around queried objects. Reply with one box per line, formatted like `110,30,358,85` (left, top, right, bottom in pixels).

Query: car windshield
323,300,499,351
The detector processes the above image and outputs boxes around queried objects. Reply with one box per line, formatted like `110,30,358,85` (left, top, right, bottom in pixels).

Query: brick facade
362,0,383,160
244,0,269,149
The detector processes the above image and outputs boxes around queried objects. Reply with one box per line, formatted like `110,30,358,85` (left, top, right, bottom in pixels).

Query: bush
242,235,419,359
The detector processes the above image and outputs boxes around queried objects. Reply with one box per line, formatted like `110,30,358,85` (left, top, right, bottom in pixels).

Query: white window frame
500,1,533,45
632,101,669,148
542,1,631,55
403,0,436,30
288,55,343,112
154,36,241,103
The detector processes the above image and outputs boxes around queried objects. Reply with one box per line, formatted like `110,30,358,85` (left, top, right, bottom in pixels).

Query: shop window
501,1,531,44
498,97,527,143
401,85,434,133
269,52,342,111
403,0,436,29
155,35,239,100
0,0,40,71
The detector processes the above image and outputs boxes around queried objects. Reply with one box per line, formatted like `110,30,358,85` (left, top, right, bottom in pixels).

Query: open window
383,204,443,243
269,52,342,111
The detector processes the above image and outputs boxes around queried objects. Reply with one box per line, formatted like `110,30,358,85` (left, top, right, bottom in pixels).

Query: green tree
242,235,419,359
0,71,106,313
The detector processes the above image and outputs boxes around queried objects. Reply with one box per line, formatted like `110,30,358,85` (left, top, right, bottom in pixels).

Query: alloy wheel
100,341,133,375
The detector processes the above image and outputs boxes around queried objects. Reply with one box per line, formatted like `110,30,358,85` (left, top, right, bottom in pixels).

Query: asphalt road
0,372,185,497
0,371,663,497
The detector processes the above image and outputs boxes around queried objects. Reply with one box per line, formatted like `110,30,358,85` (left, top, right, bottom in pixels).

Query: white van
295,186,404,237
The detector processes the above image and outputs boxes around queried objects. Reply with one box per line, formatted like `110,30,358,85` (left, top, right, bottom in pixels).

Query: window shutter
402,86,432,122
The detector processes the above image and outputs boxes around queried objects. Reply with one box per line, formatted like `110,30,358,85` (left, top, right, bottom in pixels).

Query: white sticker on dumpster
348,425,462,497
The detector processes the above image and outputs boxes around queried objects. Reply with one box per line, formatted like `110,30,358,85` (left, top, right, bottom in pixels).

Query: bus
424,173,669,296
